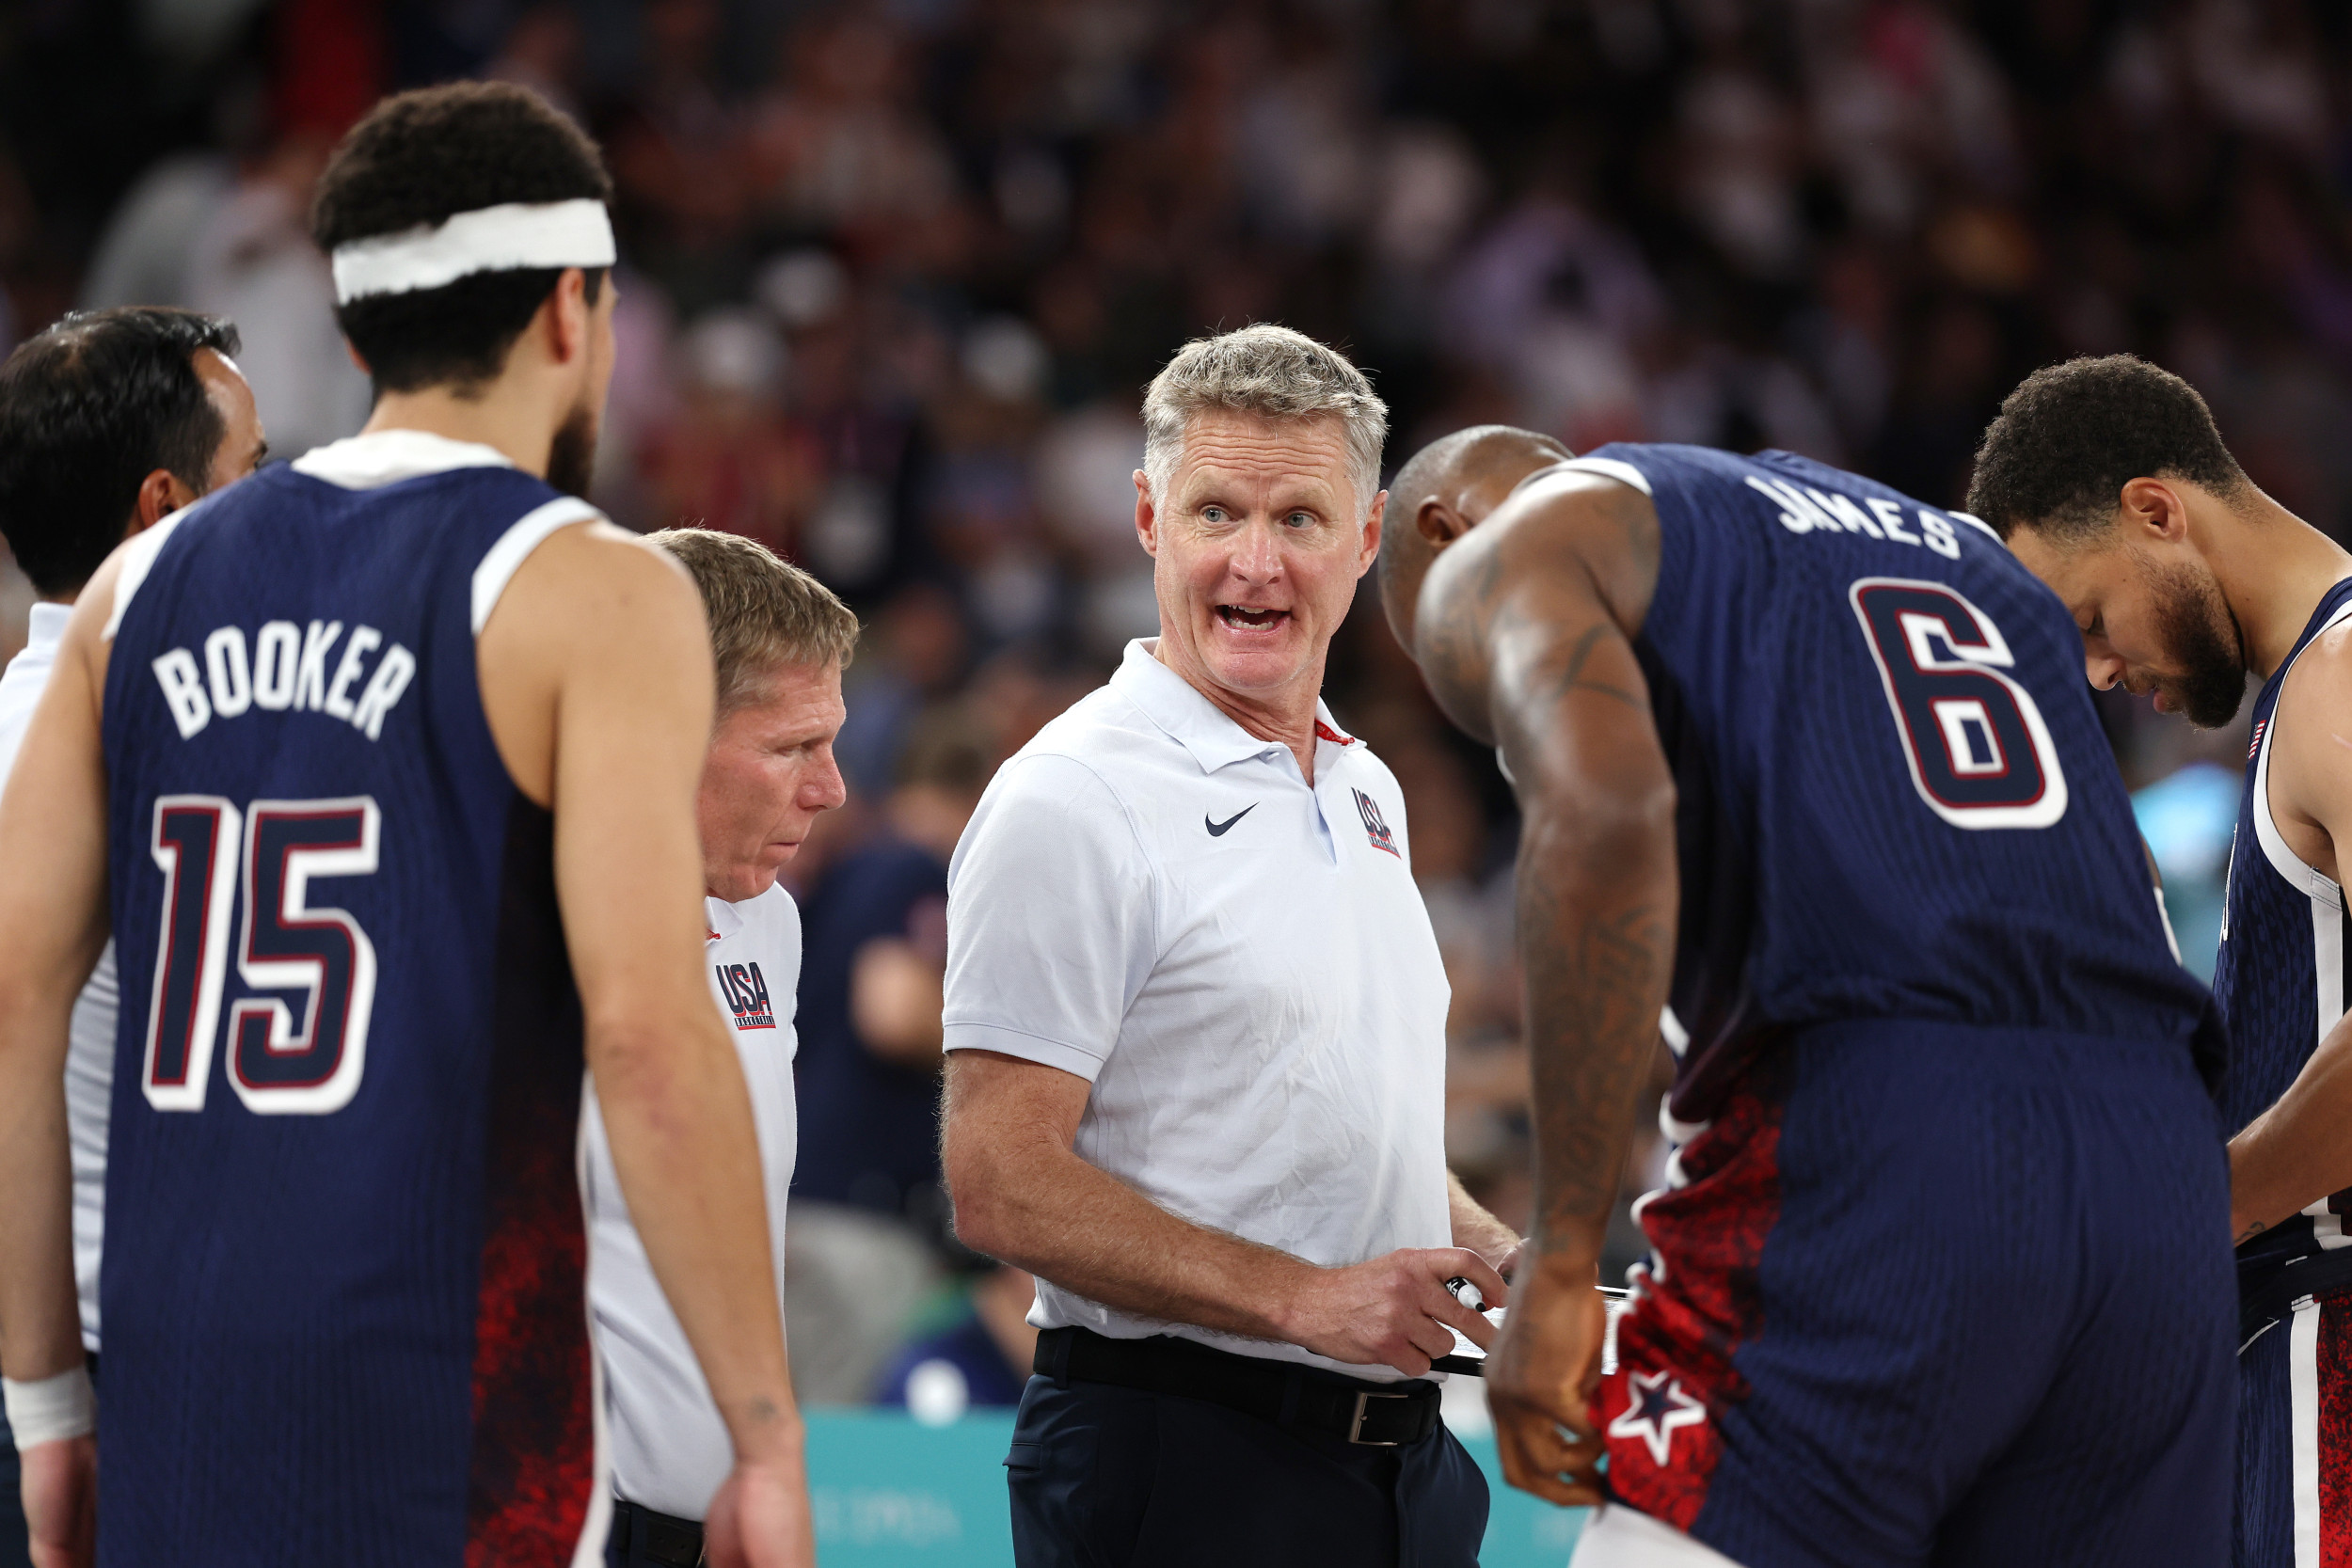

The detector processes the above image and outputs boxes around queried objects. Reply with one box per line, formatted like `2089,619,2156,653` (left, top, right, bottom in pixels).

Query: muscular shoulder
2270,610,2352,879
1417,469,1661,739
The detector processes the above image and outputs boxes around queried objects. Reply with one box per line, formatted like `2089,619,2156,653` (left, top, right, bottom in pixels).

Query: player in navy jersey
1380,426,2233,1567
0,85,809,1567
1972,356,2352,1568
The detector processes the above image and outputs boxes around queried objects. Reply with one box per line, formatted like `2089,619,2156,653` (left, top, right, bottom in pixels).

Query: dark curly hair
1966,355,2247,546
0,307,241,595
311,81,612,396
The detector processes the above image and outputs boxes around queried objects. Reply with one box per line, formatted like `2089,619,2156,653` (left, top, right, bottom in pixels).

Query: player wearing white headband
0,82,810,1568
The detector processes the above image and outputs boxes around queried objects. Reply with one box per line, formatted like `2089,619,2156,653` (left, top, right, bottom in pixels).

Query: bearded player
1380,426,2232,1567
0,85,810,1566
1972,355,2352,1568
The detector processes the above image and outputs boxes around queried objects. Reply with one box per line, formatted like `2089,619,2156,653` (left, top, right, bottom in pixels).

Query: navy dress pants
1006,1371,1491,1567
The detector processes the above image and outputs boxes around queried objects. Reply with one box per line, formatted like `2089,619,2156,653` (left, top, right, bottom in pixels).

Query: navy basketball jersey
2216,578,2352,1274
1562,444,2217,1116
96,431,609,1566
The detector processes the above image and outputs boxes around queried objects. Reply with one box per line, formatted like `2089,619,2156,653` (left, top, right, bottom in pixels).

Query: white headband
331,199,616,304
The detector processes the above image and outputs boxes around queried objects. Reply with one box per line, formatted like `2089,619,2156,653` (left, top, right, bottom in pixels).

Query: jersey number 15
141,794,379,1116
1850,578,2069,831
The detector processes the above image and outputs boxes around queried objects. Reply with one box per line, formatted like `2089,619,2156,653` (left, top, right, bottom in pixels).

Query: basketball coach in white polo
942,325,1519,1568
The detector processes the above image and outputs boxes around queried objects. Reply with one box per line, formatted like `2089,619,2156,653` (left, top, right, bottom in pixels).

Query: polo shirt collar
704,894,746,945
1110,639,1356,776
22,602,69,661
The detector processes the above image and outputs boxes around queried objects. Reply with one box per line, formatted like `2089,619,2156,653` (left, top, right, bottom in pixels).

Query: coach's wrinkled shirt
943,640,1452,1382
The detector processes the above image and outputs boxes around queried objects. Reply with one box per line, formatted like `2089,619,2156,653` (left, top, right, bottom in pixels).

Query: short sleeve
943,752,1157,1083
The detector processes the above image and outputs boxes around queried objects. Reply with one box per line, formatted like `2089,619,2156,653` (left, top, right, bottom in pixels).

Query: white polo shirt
943,640,1453,1382
582,881,800,1520
0,602,118,1354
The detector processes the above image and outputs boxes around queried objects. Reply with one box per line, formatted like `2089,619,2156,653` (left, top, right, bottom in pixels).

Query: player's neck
359,380,564,481
2209,492,2352,678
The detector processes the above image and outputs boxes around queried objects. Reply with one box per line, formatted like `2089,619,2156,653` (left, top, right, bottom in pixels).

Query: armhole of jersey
2251,598,2352,897
100,507,197,641
1553,456,1653,496
470,497,606,636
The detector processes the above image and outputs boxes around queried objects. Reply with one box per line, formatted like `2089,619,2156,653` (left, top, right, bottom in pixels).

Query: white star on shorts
1608,1368,1708,1466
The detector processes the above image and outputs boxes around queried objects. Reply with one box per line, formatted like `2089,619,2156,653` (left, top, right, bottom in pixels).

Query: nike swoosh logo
1205,804,1257,837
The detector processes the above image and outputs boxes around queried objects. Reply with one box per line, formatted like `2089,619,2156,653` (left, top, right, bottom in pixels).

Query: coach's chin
936,325,1519,1568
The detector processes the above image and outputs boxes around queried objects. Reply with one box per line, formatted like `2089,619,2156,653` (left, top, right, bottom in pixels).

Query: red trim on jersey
1314,720,1355,746
465,805,596,1565
1596,1054,1789,1532
2322,1298,2352,1562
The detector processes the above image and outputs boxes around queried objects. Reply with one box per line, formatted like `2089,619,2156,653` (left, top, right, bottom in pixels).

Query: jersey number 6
1849,578,2069,831
141,794,380,1115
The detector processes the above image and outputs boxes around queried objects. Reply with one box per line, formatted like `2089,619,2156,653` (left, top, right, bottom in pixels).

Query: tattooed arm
1412,469,1677,1507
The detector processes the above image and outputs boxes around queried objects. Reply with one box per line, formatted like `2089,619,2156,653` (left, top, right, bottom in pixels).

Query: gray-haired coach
941,325,1519,1568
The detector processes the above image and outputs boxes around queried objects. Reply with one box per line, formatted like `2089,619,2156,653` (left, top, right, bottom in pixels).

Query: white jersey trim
571,1081,615,1568
470,497,605,635
2249,598,2352,1033
1551,456,1654,496
291,429,513,489
2291,1297,2323,1568
101,506,199,641
2249,595,2352,1246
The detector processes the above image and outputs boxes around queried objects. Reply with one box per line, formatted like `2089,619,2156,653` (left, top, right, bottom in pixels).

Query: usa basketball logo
715,961,776,1030
1353,788,1400,858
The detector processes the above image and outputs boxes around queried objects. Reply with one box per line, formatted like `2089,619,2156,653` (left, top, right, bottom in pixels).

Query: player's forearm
591,1012,802,1462
951,1131,1318,1345
1513,797,1676,1264
2231,1010,2352,1242
0,994,86,1383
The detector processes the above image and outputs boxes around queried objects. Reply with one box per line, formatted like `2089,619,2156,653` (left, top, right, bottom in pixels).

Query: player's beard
545,400,599,500
2145,556,2248,729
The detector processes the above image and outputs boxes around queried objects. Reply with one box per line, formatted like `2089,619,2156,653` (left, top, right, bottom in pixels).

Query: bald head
1378,424,1570,648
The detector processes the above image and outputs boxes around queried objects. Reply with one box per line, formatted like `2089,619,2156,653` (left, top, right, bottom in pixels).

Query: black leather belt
1034,1324,1443,1447
610,1497,704,1567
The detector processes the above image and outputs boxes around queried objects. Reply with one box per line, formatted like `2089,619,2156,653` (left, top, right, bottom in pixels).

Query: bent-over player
0,85,809,1567
1971,356,2352,1568
1381,426,2233,1566
587,529,851,1566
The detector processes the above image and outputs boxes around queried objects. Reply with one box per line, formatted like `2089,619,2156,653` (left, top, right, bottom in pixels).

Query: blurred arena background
0,0,2328,1468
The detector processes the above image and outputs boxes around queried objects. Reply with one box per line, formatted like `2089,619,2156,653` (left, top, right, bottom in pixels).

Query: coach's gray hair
1141,325,1389,521
642,526,859,713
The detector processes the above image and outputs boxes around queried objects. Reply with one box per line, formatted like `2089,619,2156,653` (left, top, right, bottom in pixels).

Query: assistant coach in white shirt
581,528,853,1568
942,325,1519,1568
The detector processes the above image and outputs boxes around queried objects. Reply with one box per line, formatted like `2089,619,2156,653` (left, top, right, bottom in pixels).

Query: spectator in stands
873,1266,1038,1418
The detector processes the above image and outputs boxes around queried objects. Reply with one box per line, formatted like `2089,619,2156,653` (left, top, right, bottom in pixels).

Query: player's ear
547,267,592,366
2117,476,2190,545
1416,497,1468,547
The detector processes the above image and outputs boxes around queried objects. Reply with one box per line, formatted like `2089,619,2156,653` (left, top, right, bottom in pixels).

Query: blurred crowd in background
0,0,2342,1415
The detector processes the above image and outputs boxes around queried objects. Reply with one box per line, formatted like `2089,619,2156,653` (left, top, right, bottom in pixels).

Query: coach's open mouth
1217,605,1290,631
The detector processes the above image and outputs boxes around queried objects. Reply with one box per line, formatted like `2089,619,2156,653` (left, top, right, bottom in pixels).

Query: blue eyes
1200,509,1316,527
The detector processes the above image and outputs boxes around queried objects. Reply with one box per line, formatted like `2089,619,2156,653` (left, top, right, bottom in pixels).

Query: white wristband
3,1366,95,1448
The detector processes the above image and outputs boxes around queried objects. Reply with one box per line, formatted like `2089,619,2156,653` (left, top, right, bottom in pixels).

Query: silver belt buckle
1347,1389,1410,1446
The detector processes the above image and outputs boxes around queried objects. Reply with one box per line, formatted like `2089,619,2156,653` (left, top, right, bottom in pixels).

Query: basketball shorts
2238,1283,2352,1566
1592,1019,2234,1568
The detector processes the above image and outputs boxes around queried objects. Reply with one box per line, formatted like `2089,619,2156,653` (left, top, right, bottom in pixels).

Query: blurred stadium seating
0,0,2333,1392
